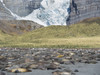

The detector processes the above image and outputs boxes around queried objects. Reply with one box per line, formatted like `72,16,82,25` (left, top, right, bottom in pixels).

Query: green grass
0,17,100,48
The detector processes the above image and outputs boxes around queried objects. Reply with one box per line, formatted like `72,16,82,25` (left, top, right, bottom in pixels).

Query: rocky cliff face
0,0,43,33
3,0,42,17
67,0,100,25
0,1,15,20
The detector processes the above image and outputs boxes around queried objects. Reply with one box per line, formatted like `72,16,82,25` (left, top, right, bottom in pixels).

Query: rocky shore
0,48,100,75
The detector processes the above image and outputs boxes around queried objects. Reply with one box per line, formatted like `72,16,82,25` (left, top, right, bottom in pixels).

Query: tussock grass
0,17,100,48
1,37,99,48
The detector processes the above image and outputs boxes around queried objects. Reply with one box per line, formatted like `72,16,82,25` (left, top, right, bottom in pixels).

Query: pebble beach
0,48,100,75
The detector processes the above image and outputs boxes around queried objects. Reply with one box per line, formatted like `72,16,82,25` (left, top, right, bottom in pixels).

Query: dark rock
96,58,100,61
85,60,97,64
70,61,75,65
74,69,79,72
46,63,61,70
97,54,100,58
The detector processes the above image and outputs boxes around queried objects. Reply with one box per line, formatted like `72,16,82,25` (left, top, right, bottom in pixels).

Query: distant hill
0,20,43,35
21,17,100,38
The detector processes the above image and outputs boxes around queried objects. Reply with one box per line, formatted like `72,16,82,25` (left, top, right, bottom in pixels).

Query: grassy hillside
0,17,100,48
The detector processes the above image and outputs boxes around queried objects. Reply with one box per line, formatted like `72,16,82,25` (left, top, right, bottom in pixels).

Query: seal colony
0,48,100,75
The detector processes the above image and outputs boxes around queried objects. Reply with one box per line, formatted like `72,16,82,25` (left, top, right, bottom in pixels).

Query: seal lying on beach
9,68,31,73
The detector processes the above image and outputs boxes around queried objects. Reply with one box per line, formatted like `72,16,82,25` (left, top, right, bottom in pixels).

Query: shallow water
5,70,53,75
67,62,100,75
4,62,100,75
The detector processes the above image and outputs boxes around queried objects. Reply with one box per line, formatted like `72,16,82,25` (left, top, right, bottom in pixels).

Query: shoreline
0,48,100,75
0,47,100,50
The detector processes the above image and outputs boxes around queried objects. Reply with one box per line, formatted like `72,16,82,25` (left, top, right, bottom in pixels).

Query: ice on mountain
21,0,70,26
0,0,70,26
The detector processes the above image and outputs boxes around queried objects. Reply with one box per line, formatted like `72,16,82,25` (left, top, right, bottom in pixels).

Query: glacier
21,0,70,26
0,0,70,26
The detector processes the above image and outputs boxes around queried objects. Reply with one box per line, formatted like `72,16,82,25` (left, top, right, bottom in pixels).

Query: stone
0,48,100,74
25,58,31,63
46,63,61,70
70,60,75,65
69,52,75,56
96,58,100,61
74,69,79,72
62,59,71,65
29,64,38,69
0,56,5,59
53,62,60,66
85,60,97,64
97,54,100,58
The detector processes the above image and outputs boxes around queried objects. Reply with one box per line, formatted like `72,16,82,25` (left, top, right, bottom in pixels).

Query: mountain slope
21,17,100,38
0,17,100,48
0,20,43,35
0,1,14,20
0,0,100,26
